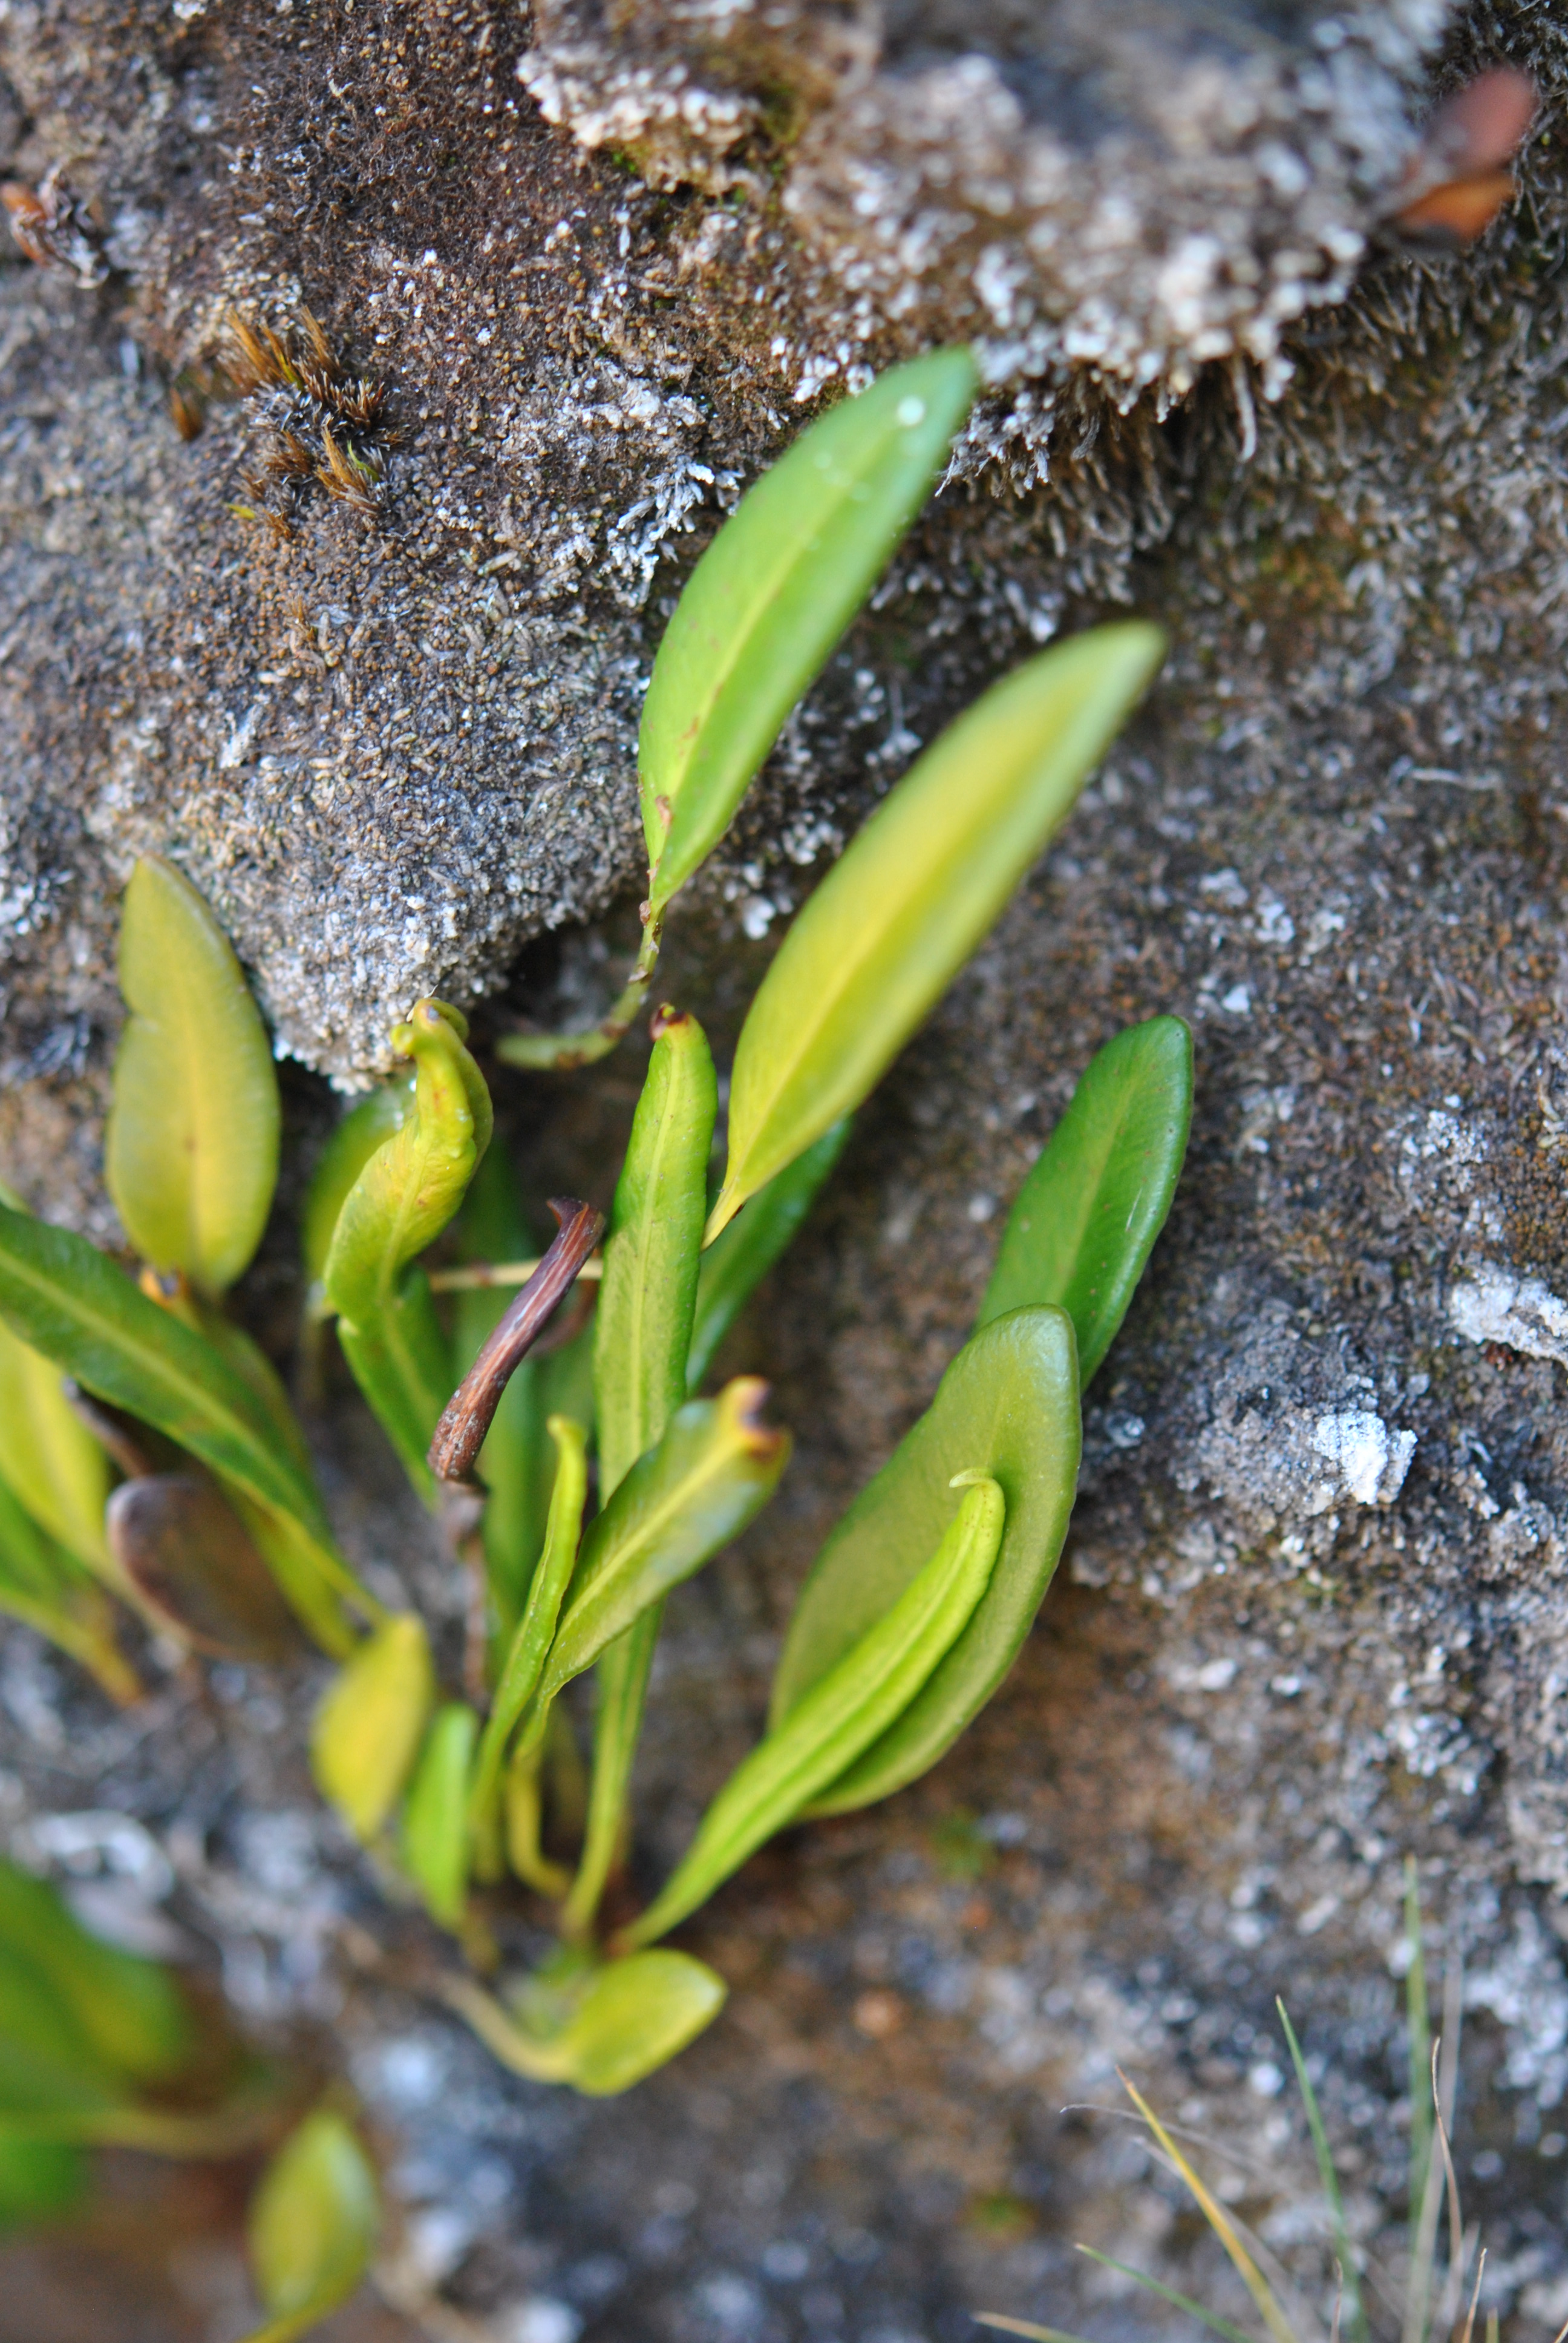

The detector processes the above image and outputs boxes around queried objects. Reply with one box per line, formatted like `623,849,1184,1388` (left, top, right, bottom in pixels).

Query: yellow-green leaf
706,624,1166,1241
0,1859,191,2089
301,1078,413,1312
641,350,979,913
246,2108,379,2342
402,1702,478,1932
624,1475,1004,1947
0,1318,112,1578
310,1614,435,1843
448,1948,727,2096
105,857,281,1298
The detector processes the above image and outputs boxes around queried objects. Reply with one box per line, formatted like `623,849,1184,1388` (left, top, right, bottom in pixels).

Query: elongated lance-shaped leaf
0,1951,124,2120
573,1008,716,1935
471,1416,587,1823
301,1078,413,1316
595,1008,716,1493
445,1948,727,2096
0,1204,373,1645
641,350,979,914
402,1702,479,1930
686,1116,851,1393
310,1614,435,1843
624,1475,1004,1948
706,625,1166,1242
245,2108,379,2343
105,857,281,1299
772,1308,1079,1814
0,1861,191,2088
978,1017,1192,1386
324,1000,490,1495
529,1381,788,1730
0,1317,112,1581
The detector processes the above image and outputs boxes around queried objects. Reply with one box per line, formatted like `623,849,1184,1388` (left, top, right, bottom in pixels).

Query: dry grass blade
1118,2073,1301,2343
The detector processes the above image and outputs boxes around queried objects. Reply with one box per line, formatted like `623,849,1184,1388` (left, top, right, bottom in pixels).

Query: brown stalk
428,1197,604,1483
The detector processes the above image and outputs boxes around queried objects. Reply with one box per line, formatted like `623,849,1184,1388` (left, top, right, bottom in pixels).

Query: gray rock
10,0,1568,2336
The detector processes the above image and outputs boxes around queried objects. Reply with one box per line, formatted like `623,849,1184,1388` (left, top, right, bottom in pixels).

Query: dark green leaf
402,1702,479,1931
624,1475,1004,1947
0,1860,191,2091
771,1308,1079,1813
707,625,1166,1240
470,1416,587,1822
978,1017,1192,1384
0,2137,87,2226
246,2107,379,2342
641,351,979,914
105,857,280,1299
447,1948,727,2096
686,1117,851,1392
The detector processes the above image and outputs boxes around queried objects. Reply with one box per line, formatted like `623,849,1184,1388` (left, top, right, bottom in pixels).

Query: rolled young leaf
324,1000,492,1498
573,1006,717,1935
532,1381,789,1727
402,1702,479,1931
301,1078,414,1317
623,1475,1005,1948
706,624,1166,1241
469,1415,588,1825
105,857,281,1299
685,1116,852,1393
771,1307,1080,1814
0,1203,373,1648
245,2107,379,2343
641,349,979,913
978,1016,1192,1386
445,1948,727,2096
310,1613,436,1843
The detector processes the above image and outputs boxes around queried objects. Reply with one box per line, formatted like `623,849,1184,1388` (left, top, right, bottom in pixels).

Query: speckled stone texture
9,0,1568,2338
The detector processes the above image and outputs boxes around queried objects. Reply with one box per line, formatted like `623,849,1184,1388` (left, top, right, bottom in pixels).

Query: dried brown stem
427,1197,604,1483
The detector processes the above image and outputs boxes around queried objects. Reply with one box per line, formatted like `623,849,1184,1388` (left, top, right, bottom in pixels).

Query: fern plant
0,350,1191,2097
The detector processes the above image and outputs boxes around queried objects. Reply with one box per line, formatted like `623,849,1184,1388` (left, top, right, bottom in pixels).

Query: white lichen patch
1449,1262,1568,1370
1310,1411,1417,1507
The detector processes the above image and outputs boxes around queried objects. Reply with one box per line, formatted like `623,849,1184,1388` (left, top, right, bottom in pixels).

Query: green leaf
0,1951,122,2121
448,1948,727,2096
532,1380,789,1722
641,350,979,913
0,1316,113,1578
246,2108,379,2343
105,857,281,1299
978,1017,1192,1386
624,1475,1004,1948
0,1204,371,1649
595,1008,717,1495
402,1702,479,1931
470,1415,587,1823
0,1860,191,2088
0,2137,87,2227
323,1001,491,1496
573,1008,717,1936
686,1116,851,1392
301,1078,413,1310
706,624,1166,1240
310,1614,436,1843
0,1470,137,1702
771,1308,1080,1814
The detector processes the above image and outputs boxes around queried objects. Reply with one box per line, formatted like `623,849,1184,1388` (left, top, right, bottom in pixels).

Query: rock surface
8,0,1568,2338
